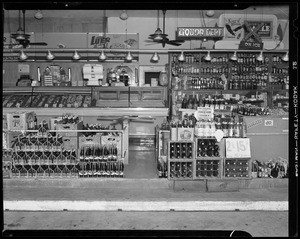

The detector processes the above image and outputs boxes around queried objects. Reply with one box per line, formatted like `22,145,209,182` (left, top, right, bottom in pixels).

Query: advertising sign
176,27,224,39
225,138,251,158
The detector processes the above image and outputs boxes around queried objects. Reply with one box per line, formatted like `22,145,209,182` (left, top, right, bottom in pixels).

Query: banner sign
225,138,251,158
177,27,224,39
88,33,139,49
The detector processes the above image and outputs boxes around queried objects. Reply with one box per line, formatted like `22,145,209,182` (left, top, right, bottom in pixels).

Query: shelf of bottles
10,130,79,178
270,54,289,90
168,141,195,180
230,53,269,90
224,158,251,178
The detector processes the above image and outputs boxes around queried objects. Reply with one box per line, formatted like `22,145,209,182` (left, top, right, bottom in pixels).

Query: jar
159,70,168,86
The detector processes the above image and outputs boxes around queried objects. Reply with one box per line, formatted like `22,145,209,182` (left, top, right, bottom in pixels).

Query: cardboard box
101,134,122,157
79,134,101,149
7,111,35,130
55,121,83,137
62,136,78,150
177,128,194,141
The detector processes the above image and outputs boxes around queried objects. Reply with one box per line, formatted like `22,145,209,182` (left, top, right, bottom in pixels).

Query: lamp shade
256,51,263,62
178,51,185,62
151,52,160,62
282,52,289,62
125,51,133,61
46,50,55,60
230,51,238,61
99,50,107,61
19,50,28,61
72,50,81,60
204,51,211,61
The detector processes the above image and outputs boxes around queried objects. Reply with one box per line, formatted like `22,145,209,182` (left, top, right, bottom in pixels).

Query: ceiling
3,4,289,19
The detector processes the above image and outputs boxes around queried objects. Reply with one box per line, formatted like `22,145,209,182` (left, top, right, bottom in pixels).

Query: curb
4,200,288,211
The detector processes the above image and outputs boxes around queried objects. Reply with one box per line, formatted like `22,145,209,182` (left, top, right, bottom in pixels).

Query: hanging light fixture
230,51,238,61
256,51,264,62
46,50,55,60
98,50,107,61
178,51,185,62
125,51,133,61
282,52,289,62
19,50,28,61
204,51,211,61
72,50,81,60
151,52,160,62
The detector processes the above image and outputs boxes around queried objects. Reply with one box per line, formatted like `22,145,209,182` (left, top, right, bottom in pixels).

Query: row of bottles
196,139,220,157
231,64,268,74
169,142,193,159
180,94,226,110
78,161,124,177
12,164,79,177
82,123,114,136
272,55,288,63
227,77,267,90
195,160,220,178
224,159,250,178
174,65,229,75
58,114,80,124
185,77,225,90
232,105,270,116
79,145,118,162
271,66,289,75
169,162,193,179
12,133,64,151
157,159,168,178
235,53,268,65
213,115,247,138
12,149,77,164
195,119,217,138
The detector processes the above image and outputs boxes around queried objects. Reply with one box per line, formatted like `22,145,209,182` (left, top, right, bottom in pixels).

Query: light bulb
282,52,289,62
120,10,128,20
99,50,107,61
204,51,211,61
19,50,28,61
125,51,133,61
256,51,263,62
178,51,185,62
46,50,55,60
230,51,238,61
151,52,160,62
72,50,81,60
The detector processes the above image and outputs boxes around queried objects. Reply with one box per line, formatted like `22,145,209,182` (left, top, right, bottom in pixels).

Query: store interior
2,3,290,180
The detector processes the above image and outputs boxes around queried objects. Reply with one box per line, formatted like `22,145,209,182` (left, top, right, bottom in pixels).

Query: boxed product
54,121,83,137
79,133,101,149
6,111,35,131
101,134,122,157
177,128,194,141
62,136,79,150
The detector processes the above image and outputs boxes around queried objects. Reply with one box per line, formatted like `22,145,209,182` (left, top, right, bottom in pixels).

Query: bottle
176,143,181,159
181,143,186,159
181,94,188,109
228,119,234,138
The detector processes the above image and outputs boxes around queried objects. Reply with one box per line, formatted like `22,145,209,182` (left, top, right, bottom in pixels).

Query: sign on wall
88,33,139,49
176,27,224,39
245,21,273,39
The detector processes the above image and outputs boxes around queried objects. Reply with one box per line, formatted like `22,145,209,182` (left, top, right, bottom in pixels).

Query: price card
225,138,251,158
194,107,214,121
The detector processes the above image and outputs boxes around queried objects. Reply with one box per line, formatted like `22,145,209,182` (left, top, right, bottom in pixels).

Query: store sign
239,21,264,50
246,118,263,129
245,21,272,38
176,27,224,39
225,138,251,158
194,107,214,120
264,120,274,127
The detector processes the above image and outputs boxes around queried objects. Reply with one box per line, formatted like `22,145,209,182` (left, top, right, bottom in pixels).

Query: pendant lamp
256,51,263,62
72,50,81,60
46,50,55,60
178,51,185,62
281,52,289,62
99,50,107,61
151,52,160,62
230,51,238,61
19,50,28,61
204,51,211,61
125,51,133,61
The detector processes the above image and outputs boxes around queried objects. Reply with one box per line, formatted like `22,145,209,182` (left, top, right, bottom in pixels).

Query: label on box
177,128,194,141
225,138,251,158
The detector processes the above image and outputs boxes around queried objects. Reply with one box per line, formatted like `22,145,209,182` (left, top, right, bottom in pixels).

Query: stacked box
224,158,251,178
6,111,35,131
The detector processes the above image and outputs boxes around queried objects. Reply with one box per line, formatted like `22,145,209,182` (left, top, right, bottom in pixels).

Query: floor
124,150,158,179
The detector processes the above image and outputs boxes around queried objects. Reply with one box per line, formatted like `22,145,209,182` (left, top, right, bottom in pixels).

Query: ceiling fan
6,10,47,48
145,10,185,48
